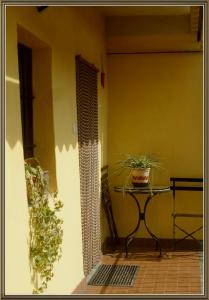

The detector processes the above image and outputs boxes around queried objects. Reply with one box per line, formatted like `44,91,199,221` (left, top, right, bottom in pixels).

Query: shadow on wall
6,24,79,150
6,74,77,152
6,26,80,192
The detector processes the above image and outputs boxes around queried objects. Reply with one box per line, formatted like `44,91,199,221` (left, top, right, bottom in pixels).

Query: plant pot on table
131,168,150,187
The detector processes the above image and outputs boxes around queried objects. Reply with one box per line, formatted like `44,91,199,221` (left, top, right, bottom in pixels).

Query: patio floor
73,247,203,295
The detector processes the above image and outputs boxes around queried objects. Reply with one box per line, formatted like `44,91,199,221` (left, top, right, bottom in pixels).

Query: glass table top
114,185,170,194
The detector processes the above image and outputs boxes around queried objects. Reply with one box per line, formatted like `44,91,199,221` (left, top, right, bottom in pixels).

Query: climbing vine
25,161,63,294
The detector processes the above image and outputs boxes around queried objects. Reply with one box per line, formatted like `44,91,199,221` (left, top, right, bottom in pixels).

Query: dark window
18,43,34,158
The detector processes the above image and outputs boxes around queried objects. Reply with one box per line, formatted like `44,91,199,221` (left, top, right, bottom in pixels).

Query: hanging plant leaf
25,161,63,294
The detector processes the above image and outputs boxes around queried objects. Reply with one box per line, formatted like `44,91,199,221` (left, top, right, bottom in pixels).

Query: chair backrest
101,165,119,244
101,166,111,206
170,177,203,198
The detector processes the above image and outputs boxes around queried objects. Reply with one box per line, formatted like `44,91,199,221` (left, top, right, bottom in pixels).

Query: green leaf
25,161,63,294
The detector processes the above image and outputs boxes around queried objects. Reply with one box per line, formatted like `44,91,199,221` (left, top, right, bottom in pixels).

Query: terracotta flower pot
132,168,150,187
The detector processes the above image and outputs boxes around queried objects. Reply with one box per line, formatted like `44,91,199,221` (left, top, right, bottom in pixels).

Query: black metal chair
170,177,203,249
101,165,119,250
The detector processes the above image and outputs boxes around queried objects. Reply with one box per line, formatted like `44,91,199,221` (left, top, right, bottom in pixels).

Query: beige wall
107,53,203,239
6,6,108,295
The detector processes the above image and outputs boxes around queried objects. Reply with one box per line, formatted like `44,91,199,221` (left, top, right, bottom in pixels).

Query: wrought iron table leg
125,193,141,257
143,194,162,257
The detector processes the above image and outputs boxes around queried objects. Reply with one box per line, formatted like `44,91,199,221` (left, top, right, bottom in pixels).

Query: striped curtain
76,55,101,276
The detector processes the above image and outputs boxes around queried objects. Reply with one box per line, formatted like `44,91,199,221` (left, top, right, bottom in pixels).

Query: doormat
87,264,138,287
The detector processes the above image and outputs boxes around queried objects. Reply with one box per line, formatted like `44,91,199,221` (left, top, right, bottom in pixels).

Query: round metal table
114,185,170,257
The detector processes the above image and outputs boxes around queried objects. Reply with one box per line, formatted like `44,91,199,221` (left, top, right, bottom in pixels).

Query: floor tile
73,249,203,295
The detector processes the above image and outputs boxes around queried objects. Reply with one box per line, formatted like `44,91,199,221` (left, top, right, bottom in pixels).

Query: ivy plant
25,161,63,294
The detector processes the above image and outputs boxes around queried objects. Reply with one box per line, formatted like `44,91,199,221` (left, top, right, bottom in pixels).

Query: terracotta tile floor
74,250,203,295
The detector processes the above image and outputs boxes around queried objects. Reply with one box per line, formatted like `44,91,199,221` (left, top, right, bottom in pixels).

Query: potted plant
115,154,161,187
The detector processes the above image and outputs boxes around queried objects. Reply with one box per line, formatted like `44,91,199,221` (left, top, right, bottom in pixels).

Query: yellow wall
6,6,108,295
107,53,203,239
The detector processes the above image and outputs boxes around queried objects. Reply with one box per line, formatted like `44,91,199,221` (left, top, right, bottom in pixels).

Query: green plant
113,154,161,188
25,162,63,294
115,154,161,171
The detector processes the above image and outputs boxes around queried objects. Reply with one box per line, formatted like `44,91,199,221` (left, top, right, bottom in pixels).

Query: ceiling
95,6,203,53
97,6,191,17
36,5,203,53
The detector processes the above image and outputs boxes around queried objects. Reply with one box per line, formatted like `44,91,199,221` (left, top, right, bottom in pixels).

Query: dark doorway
18,43,34,158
